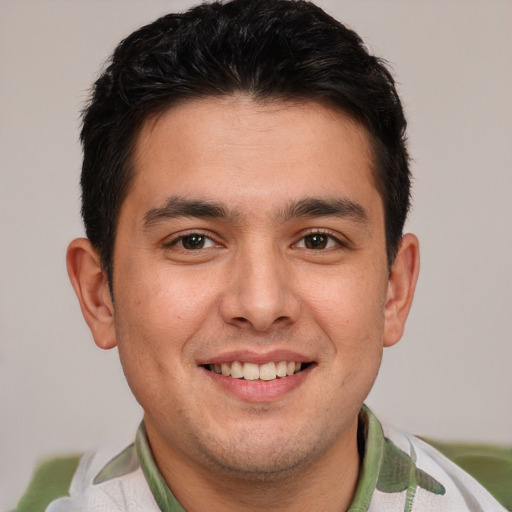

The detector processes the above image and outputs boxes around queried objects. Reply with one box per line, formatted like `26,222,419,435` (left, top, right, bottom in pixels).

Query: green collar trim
134,407,385,512
349,406,445,512
135,422,186,512
348,405,385,511
133,406,444,512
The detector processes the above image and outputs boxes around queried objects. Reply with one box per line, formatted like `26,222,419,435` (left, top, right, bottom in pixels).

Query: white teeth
276,361,288,377
231,361,244,379
209,360,306,380
221,362,231,376
243,362,260,380
259,362,277,381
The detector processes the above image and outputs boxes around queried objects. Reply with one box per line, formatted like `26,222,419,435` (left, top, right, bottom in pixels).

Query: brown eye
180,234,207,250
304,234,329,249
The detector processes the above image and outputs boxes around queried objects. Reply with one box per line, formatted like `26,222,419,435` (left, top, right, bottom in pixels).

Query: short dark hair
81,0,410,285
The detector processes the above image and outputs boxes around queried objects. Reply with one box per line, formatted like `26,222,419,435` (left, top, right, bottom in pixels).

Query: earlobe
66,238,117,350
383,233,420,348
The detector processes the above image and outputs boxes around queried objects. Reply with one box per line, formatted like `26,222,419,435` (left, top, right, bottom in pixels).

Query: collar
96,405,444,511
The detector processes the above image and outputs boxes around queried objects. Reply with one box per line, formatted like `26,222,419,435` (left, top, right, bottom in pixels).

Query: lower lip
201,365,314,403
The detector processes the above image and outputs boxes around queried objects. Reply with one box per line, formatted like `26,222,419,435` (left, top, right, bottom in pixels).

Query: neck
147,418,361,512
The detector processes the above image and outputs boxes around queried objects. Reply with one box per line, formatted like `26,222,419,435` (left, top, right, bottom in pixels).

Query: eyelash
163,229,346,251
293,230,346,250
163,231,218,251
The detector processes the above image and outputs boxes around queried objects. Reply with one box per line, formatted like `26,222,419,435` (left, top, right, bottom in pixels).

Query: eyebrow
142,196,238,226
142,195,369,227
277,197,369,224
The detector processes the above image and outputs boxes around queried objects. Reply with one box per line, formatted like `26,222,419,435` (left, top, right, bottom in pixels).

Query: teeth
231,361,244,379
209,360,305,381
243,362,260,380
259,362,277,381
276,361,287,377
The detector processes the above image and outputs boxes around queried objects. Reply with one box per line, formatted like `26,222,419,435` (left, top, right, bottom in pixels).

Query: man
15,1,510,511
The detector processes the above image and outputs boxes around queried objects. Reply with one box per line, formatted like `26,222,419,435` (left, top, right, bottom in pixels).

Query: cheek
115,262,220,343
303,266,386,400
111,265,219,393
313,277,385,397
305,268,387,344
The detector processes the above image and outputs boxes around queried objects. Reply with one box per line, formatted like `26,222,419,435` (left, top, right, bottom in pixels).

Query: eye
171,234,217,250
296,233,340,250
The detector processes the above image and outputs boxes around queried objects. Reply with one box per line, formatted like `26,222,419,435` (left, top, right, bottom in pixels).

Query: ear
66,238,117,350
383,233,420,348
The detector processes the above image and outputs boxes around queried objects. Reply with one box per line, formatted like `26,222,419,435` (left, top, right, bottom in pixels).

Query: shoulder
15,442,160,512
420,436,512,511
381,424,512,511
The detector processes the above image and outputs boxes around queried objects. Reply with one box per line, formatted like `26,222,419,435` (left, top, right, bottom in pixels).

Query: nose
219,244,300,332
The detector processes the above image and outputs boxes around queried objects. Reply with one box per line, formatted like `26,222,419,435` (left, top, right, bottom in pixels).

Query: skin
67,96,419,511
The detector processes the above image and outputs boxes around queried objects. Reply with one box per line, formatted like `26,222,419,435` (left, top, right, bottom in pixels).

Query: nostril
233,317,250,325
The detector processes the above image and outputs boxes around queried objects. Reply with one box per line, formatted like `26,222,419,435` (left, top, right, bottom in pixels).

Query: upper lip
197,349,314,366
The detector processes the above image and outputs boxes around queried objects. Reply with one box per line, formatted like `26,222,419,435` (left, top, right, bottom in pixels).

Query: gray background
1,1,511,509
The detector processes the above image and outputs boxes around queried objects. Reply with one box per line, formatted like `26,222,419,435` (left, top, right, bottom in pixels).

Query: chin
205,446,316,483
194,421,340,482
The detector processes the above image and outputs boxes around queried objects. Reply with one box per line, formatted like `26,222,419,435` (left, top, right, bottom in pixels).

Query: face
111,97,395,478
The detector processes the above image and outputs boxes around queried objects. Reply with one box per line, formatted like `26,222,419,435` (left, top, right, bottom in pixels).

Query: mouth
203,361,312,381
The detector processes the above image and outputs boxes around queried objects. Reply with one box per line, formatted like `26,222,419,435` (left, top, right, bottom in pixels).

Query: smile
206,361,307,381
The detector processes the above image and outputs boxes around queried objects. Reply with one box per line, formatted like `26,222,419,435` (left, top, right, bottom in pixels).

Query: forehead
127,96,380,220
